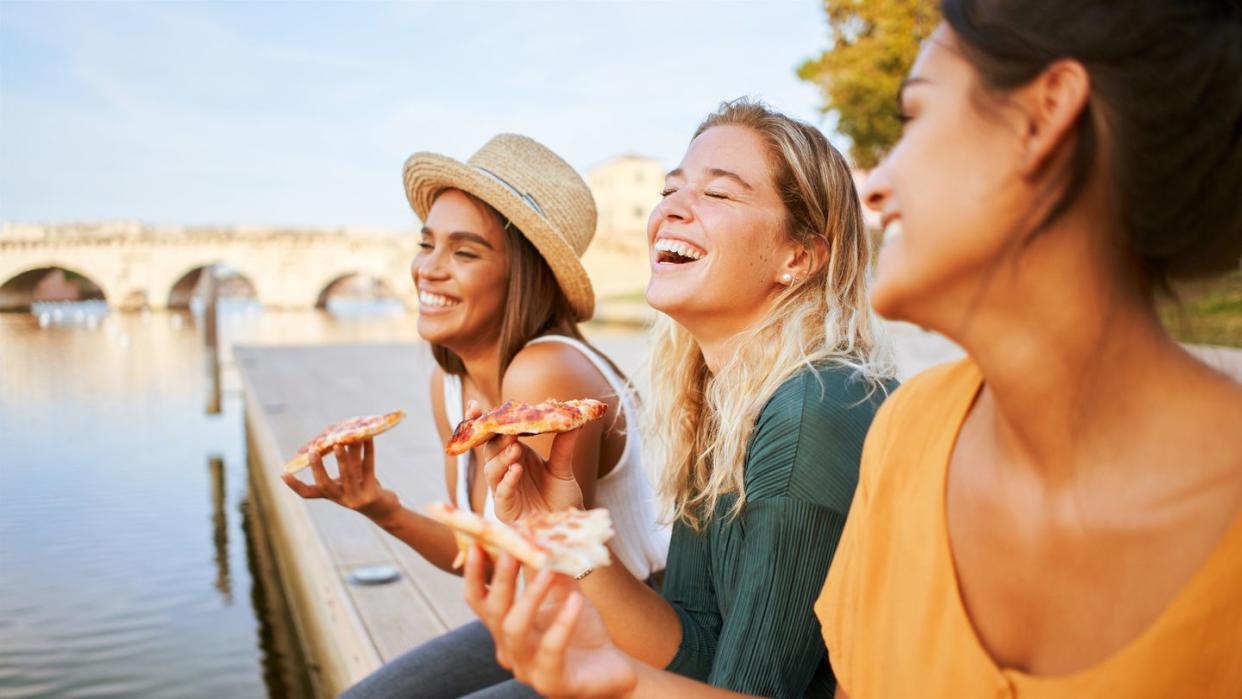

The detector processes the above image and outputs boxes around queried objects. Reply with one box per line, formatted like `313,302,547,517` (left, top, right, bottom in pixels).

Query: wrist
359,489,401,525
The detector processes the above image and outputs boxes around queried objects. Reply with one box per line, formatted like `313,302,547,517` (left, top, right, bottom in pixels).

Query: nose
411,246,449,285
649,188,692,235
859,162,891,213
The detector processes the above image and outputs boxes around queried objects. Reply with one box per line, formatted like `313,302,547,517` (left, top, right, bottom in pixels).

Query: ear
778,236,828,284
1015,59,1090,178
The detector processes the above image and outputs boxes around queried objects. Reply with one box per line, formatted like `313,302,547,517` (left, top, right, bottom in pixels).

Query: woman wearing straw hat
282,133,669,698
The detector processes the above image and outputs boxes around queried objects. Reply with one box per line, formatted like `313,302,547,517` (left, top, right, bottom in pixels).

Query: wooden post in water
204,266,222,415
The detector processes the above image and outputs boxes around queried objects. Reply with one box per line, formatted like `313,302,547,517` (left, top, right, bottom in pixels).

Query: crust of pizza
284,410,405,474
425,501,614,575
445,398,608,456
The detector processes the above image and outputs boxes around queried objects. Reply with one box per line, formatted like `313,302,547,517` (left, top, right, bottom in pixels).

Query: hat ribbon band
474,166,548,221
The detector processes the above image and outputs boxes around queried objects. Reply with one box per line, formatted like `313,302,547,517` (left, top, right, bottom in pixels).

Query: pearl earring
781,272,793,285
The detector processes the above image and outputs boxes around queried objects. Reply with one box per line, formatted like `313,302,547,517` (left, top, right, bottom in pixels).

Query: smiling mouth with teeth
419,290,460,308
654,238,706,265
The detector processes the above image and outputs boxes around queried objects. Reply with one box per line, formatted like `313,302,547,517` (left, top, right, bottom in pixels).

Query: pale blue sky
1,1,837,231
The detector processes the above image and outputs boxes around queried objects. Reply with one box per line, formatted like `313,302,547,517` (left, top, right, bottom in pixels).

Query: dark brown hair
430,192,616,381
941,0,1242,289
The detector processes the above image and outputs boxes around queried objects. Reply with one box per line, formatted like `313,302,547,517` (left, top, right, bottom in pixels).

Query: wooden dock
238,342,475,697
236,330,1241,698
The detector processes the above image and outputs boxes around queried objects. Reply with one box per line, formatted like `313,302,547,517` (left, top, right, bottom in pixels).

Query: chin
645,279,692,318
868,284,905,322
416,316,456,346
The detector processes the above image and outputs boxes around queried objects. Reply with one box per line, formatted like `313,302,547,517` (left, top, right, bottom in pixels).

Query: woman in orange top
468,0,1242,697
818,1,1242,697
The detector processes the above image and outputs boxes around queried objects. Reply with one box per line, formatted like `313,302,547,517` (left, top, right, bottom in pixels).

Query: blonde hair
642,98,894,530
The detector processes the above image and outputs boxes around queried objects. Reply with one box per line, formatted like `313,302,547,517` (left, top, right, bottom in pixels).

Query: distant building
583,154,664,300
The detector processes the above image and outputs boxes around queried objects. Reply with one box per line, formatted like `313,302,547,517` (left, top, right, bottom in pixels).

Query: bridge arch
313,271,400,310
164,263,260,310
0,263,111,312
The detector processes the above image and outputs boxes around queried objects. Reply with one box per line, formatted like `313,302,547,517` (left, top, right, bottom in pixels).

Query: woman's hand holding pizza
483,430,584,525
281,439,400,523
464,544,637,699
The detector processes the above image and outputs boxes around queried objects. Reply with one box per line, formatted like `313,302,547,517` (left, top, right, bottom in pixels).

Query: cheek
646,204,664,244
872,168,1023,320
460,263,509,312
704,213,782,290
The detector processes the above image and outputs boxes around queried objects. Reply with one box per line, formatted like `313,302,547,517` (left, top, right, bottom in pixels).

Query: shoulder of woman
500,338,608,401
743,359,967,506
869,357,977,431
757,360,890,430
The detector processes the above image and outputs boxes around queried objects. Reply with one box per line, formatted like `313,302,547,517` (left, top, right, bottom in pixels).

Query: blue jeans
339,620,539,698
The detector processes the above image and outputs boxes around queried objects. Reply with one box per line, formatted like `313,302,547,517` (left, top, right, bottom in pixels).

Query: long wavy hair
643,98,895,530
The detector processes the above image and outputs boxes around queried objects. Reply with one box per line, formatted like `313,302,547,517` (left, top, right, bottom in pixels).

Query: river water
4,300,1232,699
0,301,428,698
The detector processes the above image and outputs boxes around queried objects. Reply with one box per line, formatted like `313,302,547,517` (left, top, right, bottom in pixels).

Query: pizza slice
283,410,405,474
445,398,608,456
426,501,614,575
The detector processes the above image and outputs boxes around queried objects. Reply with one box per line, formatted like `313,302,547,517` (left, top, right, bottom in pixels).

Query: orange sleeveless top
815,360,1242,698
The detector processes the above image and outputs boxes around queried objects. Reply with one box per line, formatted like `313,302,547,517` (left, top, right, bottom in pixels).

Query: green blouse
661,361,894,698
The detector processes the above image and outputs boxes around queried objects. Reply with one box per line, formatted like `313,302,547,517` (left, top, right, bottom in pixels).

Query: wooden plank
339,569,449,662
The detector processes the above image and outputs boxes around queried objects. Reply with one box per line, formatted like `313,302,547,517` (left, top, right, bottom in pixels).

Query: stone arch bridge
0,222,419,311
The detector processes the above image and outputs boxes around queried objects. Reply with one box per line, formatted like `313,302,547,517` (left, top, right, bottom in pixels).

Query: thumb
546,429,581,481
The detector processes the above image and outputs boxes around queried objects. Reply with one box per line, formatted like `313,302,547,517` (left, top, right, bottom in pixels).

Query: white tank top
442,335,670,580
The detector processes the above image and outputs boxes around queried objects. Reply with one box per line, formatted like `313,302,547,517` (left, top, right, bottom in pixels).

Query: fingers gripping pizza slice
426,501,614,575
445,398,608,456
283,410,405,474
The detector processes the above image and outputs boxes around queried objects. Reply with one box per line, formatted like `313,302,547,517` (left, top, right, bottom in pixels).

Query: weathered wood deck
236,328,1241,698
238,342,474,697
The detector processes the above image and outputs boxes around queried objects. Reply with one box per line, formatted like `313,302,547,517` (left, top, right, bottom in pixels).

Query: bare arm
366,497,465,574
625,663,758,699
579,551,683,668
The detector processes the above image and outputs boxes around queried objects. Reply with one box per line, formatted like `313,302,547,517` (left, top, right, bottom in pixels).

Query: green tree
798,0,939,169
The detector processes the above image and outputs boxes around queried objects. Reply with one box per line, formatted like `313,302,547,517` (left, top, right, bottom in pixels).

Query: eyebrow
665,167,754,191
420,226,495,250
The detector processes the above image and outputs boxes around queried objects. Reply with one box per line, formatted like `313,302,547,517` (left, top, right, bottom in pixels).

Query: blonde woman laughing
467,99,896,698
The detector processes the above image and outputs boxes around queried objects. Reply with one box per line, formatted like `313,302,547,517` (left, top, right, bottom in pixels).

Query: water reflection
209,456,232,605
240,494,315,699
0,302,422,698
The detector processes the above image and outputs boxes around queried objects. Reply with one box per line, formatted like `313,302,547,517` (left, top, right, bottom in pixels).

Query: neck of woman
681,297,780,374
945,220,1195,480
452,338,505,406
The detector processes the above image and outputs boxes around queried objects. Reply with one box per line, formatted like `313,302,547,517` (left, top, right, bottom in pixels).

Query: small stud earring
781,272,793,285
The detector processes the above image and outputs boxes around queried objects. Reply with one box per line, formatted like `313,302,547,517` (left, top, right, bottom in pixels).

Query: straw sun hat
403,134,598,321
